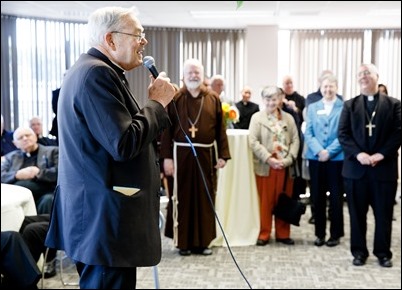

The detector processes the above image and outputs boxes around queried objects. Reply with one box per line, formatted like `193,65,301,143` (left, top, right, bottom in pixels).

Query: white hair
183,59,204,80
13,127,35,141
360,63,379,76
87,6,139,47
210,74,225,84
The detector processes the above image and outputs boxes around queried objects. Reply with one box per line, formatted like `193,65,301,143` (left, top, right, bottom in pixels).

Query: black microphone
143,56,159,79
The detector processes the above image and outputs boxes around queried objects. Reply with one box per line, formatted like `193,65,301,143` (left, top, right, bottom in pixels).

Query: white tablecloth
1,183,37,231
210,129,260,247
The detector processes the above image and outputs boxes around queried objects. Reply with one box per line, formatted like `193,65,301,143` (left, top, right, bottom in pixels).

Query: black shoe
326,238,340,247
352,256,366,266
308,216,315,224
276,238,295,245
179,249,191,256
256,239,269,246
43,259,56,279
378,257,393,268
314,238,325,247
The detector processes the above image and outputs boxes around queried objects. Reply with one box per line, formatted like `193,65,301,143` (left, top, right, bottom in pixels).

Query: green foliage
236,1,244,9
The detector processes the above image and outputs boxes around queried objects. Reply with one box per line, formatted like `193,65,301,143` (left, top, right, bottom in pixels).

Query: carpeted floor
40,194,401,289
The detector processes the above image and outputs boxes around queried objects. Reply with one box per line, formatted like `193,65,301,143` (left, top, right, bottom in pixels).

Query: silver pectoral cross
366,121,376,137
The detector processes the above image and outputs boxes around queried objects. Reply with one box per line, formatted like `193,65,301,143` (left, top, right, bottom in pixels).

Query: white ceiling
1,1,401,30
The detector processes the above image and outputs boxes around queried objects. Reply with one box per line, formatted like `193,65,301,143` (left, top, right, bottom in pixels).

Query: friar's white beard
184,79,202,90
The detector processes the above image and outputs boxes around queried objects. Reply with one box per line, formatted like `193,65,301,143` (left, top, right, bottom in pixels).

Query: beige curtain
181,29,246,102
372,29,401,100
127,27,181,108
289,30,365,100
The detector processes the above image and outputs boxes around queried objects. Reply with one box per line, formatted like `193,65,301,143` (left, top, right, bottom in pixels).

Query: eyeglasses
111,31,145,42
357,70,371,77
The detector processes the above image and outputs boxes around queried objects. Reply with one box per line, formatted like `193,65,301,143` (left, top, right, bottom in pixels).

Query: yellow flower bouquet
222,102,239,128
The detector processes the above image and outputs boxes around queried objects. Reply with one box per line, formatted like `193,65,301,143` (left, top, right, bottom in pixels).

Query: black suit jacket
338,94,401,180
45,48,171,267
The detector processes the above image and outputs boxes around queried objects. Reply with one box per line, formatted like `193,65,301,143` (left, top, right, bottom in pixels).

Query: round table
1,183,37,231
210,129,260,247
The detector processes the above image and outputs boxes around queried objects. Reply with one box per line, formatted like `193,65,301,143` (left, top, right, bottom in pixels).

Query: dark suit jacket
49,88,60,139
45,48,171,267
1,129,18,156
338,94,401,180
1,144,58,184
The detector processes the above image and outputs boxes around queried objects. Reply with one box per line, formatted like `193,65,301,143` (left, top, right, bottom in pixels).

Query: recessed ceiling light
190,10,274,19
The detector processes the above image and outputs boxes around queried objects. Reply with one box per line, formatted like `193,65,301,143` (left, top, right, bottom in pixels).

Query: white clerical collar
367,95,374,101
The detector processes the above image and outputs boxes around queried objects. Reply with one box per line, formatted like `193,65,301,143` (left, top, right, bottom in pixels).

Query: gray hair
183,59,204,79
360,63,379,76
210,74,225,84
320,74,338,87
261,85,282,99
87,6,138,47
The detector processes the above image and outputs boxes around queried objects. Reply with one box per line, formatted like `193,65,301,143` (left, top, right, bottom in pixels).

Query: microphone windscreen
143,56,155,69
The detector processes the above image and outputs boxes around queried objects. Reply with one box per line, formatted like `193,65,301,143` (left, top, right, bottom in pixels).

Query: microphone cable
171,99,253,289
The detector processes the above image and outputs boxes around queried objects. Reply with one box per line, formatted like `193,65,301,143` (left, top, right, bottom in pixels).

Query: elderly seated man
1,127,58,213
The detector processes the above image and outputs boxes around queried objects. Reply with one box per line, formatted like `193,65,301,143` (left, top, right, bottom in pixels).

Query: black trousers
344,172,397,260
76,262,137,289
20,214,57,262
309,160,344,239
1,231,41,289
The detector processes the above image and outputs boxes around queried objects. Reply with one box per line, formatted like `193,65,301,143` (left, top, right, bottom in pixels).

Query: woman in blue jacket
304,74,344,247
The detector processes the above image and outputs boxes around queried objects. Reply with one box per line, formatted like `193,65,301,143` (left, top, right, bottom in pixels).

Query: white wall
245,26,279,106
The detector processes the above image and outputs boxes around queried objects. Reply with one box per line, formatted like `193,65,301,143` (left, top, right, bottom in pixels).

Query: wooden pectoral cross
366,121,376,137
189,124,198,138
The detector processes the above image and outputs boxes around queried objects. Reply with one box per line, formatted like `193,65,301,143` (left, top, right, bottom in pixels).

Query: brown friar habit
160,84,231,250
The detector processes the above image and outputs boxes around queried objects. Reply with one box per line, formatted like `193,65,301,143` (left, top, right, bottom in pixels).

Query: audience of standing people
338,63,401,268
248,85,300,246
160,58,231,256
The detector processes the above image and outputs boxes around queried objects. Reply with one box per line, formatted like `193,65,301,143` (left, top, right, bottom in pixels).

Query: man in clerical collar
338,63,401,268
1,127,58,213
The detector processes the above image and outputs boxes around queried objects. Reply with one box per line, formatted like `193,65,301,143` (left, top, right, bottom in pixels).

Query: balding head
282,75,294,95
13,127,39,153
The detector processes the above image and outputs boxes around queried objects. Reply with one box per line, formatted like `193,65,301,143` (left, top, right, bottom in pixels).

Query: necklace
365,101,378,137
187,96,204,138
